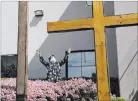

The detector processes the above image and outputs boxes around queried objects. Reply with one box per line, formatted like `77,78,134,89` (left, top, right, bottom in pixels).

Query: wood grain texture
93,1,111,101
47,18,93,32
104,13,138,26
16,1,28,101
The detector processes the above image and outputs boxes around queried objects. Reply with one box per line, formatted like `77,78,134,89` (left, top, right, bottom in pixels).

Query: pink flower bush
1,78,97,101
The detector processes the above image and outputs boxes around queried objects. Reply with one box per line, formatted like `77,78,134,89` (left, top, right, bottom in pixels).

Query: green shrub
80,96,126,101
111,96,126,101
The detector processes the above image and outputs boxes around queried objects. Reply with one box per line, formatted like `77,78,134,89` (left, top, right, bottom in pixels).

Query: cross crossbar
48,13,138,32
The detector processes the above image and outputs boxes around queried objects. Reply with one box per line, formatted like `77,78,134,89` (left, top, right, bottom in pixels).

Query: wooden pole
16,1,28,101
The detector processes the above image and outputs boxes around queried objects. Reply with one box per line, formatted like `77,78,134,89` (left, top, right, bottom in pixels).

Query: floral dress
39,54,68,82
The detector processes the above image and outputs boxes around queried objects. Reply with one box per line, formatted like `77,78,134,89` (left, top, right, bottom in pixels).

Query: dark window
66,50,96,78
1,54,17,78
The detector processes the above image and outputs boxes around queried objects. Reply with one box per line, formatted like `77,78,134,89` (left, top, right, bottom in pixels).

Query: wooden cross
47,1,138,100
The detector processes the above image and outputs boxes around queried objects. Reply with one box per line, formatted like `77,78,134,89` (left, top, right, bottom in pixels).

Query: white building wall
1,1,119,78
0,2,1,46
28,1,95,78
28,1,119,79
114,1,138,100
28,1,71,63
2,1,18,55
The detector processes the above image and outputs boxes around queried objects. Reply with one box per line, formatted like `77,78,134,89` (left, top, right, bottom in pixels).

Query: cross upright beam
92,2,110,100
47,1,138,101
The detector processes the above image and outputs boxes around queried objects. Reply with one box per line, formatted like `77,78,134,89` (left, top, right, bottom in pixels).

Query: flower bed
1,78,97,101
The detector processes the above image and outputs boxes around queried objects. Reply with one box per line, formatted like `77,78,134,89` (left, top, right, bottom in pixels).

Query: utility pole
16,1,28,101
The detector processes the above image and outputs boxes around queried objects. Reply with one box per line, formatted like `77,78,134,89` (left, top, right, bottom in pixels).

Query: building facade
1,1,138,100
